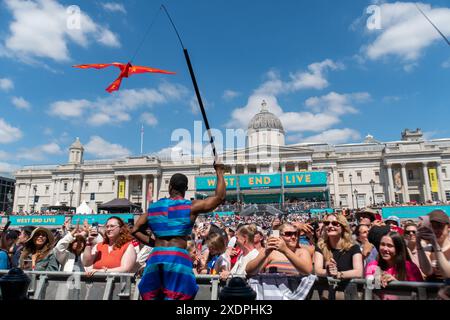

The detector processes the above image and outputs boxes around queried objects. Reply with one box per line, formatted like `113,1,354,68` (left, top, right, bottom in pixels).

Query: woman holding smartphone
246,223,312,276
83,217,136,275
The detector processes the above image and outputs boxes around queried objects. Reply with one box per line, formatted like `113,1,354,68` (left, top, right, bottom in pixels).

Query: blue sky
0,0,450,176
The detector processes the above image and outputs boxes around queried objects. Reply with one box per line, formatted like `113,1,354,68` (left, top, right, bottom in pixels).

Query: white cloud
305,92,370,116
361,2,450,62
11,96,31,110
222,90,240,101
0,118,22,144
442,59,450,68
2,0,120,63
0,162,19,175
17,142,64,161
301,128,361,144
49,83,189,126
102,3,127,14
0,151,10,161
49,99,91,118
84,136,131,158
141,113,158,127
0,78,14,91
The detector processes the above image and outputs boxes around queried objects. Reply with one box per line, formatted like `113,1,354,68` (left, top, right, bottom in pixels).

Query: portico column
307,161,312,171
244,165,248,174
114,176,119,198
422,162,431,202
294,163,299,172
56,179,61,202
387,165,395,203
436,163,446,202
142,175,147,212
125,175,130,200
256,164,261,174
50,179,55,206
231,166,236,174
332,168,340,207
153,175,158,202
281,163,286,173
401,163,410,203
25,183,31,212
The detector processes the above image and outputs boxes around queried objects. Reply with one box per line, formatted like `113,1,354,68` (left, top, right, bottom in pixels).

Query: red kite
73,62,176,93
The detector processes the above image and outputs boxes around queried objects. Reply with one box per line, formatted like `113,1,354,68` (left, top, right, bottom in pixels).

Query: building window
90,193,95,201
45,185,49,194
339,172,344,183
85,182,89,189
375,171,380,182
340,195,348,206
408,170,414,180
376,194,384,205
446,191,450,201
98,181,103,190
357,172,362,182
63,183,68,191
357,194,366,208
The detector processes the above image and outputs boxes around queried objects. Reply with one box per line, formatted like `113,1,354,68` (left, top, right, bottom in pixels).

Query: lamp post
32,185,37,213
354,189,359,210
6,190,12,214
369,179,376,206
69,190,75,209
349,173,355,209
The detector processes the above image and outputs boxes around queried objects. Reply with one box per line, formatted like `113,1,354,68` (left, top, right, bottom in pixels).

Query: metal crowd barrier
0,270,444,300
0,270,221,300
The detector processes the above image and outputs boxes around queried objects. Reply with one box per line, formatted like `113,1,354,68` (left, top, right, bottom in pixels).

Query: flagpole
140,124,144,155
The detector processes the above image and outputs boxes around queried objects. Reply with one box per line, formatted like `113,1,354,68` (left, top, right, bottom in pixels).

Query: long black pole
183,48,218,162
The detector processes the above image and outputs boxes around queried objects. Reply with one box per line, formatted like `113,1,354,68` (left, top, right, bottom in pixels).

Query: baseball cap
385,216,401,226
428,210,450,224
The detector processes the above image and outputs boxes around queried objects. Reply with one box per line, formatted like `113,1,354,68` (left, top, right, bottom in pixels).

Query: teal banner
240,173,281,190
310,208,334,215
382,206,450,219
284,172,327,188
70,213,135,225
195,175,237,191
8,215,66,226
8,214,136,226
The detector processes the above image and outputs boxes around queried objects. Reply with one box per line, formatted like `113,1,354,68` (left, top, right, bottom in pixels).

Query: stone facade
12,105,450,212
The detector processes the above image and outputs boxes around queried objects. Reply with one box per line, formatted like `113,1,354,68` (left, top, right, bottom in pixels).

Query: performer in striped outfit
132,163,225,300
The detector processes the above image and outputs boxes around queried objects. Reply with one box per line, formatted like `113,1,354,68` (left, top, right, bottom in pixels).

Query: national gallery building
12,102,450,213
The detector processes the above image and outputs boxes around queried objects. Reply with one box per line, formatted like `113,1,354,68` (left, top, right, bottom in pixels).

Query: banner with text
239,173,281,190
9,215,66,226
118,180,125,198
283,172,328,188
195,175,238,191
429,168,439,193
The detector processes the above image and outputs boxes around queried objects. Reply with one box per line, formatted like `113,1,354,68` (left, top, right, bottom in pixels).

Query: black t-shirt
315,244,361,271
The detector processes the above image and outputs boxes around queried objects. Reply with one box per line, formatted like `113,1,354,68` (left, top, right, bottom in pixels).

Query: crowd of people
0,163,449,300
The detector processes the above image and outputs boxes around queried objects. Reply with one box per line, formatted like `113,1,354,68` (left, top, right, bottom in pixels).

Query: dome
248,101,285,133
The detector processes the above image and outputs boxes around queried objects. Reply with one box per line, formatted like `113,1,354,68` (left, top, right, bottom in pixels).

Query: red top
93,241,132,269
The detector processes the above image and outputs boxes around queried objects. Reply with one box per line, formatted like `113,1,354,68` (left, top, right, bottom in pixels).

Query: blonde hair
206,232,226,254
317,214,354,262
237,224,257,243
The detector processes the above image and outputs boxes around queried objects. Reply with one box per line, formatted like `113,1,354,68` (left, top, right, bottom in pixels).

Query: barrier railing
0,270,445,300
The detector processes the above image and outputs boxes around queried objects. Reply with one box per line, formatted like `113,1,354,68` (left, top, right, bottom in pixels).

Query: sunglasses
405,230,416,235
323,221,341,227
281,231,298,237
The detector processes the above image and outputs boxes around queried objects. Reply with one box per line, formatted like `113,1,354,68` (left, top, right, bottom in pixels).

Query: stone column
422,162,431,202
256,165,261,174
307,161,312,171
332,168,340,207
387,165,395,203
125,175,130,200
153,175,158,202
401,163,410,203
50,179,55,206
56,179,61,202
114,176,119,198
231,166,236,174
244,165,248,174
281,163,286,173
436,162,446,201
77,176,83,206
25,183,31,212
142,175,147,212
294,163,299,172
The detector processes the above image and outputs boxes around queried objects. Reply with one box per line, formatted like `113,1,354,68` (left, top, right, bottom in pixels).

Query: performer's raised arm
191,163,226,216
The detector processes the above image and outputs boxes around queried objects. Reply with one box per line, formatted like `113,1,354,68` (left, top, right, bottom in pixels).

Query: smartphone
127,218,135,227
271,230,280,238
2,221,11,233
91,222,99,234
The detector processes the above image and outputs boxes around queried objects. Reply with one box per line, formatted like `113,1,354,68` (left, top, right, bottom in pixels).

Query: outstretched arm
191,163,226,216
131,213,154,246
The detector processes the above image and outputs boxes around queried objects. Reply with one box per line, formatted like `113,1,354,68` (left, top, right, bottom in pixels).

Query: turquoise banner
284,172,327,188
8,214,135,226
310,208,334,215
381,206,450,219
9,215,66,226
240,173,281,190
70,214,135,225
195,175,237,191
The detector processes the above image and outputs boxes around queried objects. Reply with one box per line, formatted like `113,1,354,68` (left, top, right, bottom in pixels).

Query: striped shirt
147,197,193,237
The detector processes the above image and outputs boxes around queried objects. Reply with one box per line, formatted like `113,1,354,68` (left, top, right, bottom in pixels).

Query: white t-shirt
230,248,259,276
